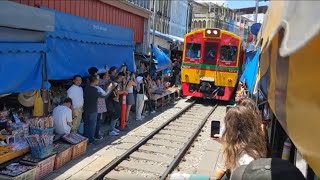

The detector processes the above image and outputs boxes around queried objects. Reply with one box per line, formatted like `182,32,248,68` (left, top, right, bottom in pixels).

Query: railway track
89,101,218,180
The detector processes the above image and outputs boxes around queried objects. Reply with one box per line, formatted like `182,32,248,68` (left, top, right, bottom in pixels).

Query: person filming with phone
212,106,267,179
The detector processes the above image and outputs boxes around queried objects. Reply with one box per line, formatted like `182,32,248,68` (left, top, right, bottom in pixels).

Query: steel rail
159,103,218,180
89,100,196,180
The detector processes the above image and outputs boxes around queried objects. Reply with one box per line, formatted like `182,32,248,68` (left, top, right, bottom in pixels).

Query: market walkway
45,98,192,180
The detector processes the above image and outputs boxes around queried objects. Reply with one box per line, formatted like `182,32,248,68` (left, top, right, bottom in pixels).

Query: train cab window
220,46,238,62
204,43,218,62
185,43,201,59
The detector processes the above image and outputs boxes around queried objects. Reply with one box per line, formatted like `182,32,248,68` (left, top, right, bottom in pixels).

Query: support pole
186,1,190,34
254,0,259,23
150,0,157,74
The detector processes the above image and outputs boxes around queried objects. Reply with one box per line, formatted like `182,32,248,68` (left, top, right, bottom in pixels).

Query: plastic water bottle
282,138,292,160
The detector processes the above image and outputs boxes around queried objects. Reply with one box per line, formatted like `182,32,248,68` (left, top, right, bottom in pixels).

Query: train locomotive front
181,29,243,101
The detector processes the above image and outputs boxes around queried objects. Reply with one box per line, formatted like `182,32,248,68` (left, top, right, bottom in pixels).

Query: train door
201,41,219,83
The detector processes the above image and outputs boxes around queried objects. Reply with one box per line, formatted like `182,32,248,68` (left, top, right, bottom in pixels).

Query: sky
195,0,269,23
195,0,269,9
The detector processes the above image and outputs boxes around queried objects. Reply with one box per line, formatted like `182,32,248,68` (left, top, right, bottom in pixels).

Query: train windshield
185,43,201,60
220,45,238,62
204,43,218,64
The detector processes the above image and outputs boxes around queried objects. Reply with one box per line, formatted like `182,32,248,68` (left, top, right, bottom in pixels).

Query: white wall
169,0,188,38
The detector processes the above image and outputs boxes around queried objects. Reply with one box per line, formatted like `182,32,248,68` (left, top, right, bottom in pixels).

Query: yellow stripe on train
181,68,238,87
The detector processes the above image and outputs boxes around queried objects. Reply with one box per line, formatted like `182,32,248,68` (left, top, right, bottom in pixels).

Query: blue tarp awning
240,48,260,94
43,9,135,80
152,46,171,72
0,43,46,94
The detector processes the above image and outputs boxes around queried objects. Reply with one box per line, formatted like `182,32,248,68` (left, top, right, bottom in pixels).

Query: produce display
0,163,34,177
62,133,86,144
0,88,88,177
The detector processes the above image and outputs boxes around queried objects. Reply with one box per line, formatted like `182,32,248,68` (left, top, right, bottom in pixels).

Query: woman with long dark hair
222,106,267,171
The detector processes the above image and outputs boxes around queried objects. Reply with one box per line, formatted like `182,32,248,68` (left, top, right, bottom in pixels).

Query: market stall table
150,87,179,110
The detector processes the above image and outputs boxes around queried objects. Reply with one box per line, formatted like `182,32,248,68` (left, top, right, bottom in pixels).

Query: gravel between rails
103,102,215,180
109,98,193,146
172,105,227,175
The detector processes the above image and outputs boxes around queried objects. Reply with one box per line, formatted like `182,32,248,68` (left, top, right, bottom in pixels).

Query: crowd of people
213,97,305,180
52,61,181,145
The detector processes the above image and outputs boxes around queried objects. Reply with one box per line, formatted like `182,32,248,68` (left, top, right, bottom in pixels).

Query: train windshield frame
204,42,218,64
220,45,238,62
185,43,201,60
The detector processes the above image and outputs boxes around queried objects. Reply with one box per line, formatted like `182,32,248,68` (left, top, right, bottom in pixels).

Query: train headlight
205,29,220,38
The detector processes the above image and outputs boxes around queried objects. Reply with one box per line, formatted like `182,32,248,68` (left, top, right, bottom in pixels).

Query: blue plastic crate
30,145,53,159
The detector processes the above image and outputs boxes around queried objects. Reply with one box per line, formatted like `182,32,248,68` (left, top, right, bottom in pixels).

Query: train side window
220,46,238,62
204,43,218,62
185,43,201,59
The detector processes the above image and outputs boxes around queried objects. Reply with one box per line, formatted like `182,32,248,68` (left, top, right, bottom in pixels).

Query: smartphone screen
211,120,220,138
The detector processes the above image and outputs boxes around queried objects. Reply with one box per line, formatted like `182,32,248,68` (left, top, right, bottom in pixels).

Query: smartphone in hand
211,120,220,138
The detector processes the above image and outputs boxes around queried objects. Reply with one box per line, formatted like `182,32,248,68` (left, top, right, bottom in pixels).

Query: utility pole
254,0,259,23
186,1,191,34
150,0,157,73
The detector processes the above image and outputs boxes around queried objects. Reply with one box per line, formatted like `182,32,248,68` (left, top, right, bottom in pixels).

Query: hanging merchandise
282,138,292,160
33,90,44,117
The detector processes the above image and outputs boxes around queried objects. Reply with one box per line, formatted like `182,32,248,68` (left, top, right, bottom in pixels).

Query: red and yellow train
181,28,244,101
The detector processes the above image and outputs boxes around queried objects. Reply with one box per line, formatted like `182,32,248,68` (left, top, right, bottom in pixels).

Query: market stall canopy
43,8,135,80
0,2,52,95
0,2,54,43
0,1,54,32
257,0,320,176
0,43,46,95
152,46,171,72
150,30,184,43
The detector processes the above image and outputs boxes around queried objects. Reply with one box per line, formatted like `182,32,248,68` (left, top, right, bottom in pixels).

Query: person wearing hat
67,75,83,133
52,98,73,135
230,158,305,180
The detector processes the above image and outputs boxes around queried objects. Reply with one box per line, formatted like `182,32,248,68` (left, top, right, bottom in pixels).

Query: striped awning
258,0,320,176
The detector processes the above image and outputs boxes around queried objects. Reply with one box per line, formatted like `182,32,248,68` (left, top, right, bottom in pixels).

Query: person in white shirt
67,75,84,132
53,98,73,135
